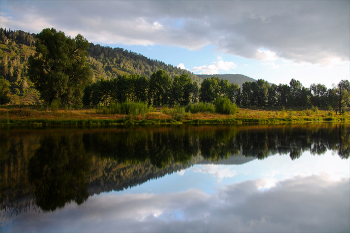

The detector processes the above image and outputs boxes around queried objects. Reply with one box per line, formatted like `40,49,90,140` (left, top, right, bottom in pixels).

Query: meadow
0,105,348,126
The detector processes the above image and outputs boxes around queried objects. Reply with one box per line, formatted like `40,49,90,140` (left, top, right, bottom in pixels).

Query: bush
185,102,215,113
311,106,319,114
214,97,239,115
50,99,60,112
100,101,149,116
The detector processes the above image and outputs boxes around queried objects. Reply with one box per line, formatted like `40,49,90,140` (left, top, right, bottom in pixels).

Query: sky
1,0,349,88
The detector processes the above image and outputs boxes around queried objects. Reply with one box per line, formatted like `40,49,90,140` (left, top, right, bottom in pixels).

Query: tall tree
149,70,172,106
336,80,350,113
27,28,91,107
200,77,220,103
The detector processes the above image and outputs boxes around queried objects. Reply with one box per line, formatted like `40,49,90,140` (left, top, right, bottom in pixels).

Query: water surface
1,124,349,232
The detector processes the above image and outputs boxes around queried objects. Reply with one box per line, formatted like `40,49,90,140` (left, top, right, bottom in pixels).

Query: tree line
83,70,350,113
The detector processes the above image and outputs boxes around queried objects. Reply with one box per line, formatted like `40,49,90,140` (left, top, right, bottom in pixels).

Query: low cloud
193,165,237,183
192,60,237,74
177,63,186,70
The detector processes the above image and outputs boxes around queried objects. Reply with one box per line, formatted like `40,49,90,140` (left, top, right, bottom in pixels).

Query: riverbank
0,106,349,126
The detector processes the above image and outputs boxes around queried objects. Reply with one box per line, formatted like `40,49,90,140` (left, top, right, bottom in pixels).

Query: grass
0,105,349,126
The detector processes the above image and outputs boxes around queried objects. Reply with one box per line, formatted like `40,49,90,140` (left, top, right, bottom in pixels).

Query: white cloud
177,63,186,70
193,165,236,182
192,60,237,74
177,170,186,176
261,61,279,69
256,49,278,61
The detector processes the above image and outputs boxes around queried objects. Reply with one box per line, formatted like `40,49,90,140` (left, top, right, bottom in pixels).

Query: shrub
50,99,60,112
101,101,149,116
311,106,319,114
185,102,215,113
214,97,239,115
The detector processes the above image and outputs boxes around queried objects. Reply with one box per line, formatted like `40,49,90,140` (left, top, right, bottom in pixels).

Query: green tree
199,77,220,103
336,80,350,113
289,79,303,107
27,28,91,107
149,70,172,106
172,74,193,106
0,76,11,105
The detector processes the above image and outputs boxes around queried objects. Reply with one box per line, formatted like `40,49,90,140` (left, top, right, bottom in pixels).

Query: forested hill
196,74,256,86
87,43,201,83
0,28,202,103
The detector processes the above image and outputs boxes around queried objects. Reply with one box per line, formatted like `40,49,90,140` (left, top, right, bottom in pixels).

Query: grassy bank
0,106,349,126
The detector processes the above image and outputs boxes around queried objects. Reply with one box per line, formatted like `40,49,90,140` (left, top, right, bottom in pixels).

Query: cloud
261,61,280,69
192,60,237,74
10,175,349,233
2,1,349,65
193,165,236,183
256,49,278,61
177,63,186,70
177,170,186,176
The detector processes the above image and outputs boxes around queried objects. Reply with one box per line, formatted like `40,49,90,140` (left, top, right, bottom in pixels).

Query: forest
0,28,349,114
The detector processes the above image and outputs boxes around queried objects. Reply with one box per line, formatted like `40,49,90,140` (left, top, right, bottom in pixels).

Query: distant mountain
196,74,256,87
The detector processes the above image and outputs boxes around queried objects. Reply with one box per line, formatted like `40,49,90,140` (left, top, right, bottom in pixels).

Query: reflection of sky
4,150,350,233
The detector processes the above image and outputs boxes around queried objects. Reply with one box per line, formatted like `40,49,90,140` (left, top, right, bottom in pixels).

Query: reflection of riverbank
1,124,349,214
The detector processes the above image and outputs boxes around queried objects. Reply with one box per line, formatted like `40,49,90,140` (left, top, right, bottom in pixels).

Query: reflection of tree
28,135,91,211
1,124,349,215
337,125,350,159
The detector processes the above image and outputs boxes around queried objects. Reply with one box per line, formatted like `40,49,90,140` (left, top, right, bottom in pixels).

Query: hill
196,74,256,87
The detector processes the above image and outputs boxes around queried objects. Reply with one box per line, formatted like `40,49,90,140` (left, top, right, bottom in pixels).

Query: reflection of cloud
7,175,350,233
256,178,278,191
193,165,236,182
177,170,186,176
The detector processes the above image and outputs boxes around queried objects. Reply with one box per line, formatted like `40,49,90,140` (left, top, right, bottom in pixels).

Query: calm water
1,124,349,233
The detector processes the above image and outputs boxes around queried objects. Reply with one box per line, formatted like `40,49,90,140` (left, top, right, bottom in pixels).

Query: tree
172,74,192,106
27,28,91,107
200,77,220,103
336,80,350,113
289,79,303,107
0,76,11,105
149,70,172,106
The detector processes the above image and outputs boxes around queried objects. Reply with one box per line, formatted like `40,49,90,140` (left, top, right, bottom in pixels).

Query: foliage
101,101,149,116
215,96,239,115
50,99,60,112
185,102,215,113
87,43,201,83
27,28,92,107
0,76,11,105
